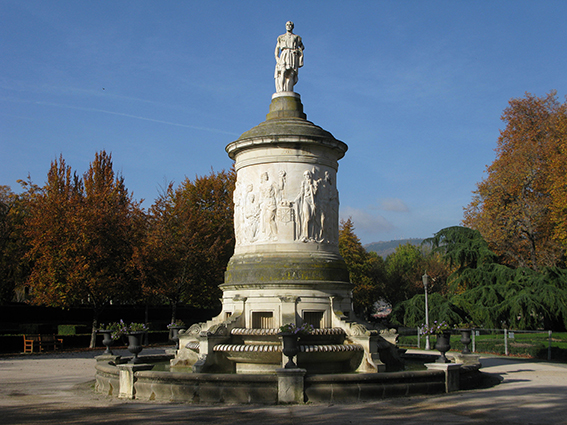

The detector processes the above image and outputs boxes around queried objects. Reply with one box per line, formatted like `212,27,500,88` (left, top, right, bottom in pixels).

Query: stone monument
173,22,400,374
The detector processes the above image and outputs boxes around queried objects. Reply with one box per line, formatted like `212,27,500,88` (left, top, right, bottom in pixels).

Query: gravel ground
1,349,567,424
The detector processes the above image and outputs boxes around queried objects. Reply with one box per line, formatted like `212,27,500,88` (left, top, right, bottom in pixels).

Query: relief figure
295,170,318,242
244,184,259,243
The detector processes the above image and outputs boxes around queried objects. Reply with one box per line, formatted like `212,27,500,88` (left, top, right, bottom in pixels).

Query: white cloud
380,197,410,212
340,206,395,237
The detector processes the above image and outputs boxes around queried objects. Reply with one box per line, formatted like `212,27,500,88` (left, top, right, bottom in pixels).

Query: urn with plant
420,321,452,363
278,323,314,368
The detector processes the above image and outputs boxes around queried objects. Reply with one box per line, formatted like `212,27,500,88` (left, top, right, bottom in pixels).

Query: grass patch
398,330,567,362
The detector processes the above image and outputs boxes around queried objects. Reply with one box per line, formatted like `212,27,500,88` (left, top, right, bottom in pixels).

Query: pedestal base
425,363,461,393
276,368,306,404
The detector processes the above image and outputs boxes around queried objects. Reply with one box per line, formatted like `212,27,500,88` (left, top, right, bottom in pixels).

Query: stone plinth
452,353,481,366
94,353,121,364
277,368,306,404
425,363,461,392
117,363,154,399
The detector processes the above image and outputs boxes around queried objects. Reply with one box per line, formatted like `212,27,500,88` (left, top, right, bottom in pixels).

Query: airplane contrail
33,101,240,136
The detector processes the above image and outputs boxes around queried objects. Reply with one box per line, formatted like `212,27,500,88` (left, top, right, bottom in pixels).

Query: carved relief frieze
234,164,339,246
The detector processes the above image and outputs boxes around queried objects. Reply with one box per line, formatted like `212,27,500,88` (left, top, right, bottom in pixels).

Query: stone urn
280,333,299,368
435,332,452,363
97,330,114,355
169,326,186,350
459,329,472,354
127,331,146,364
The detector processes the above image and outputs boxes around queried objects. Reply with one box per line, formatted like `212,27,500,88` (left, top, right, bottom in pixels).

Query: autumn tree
549,108,567,251
338,218,386,318
0,186,31,303
25,152,143,347
463,92,567,269
135,169,235,322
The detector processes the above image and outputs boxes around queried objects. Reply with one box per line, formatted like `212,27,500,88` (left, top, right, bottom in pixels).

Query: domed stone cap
227,94,348,159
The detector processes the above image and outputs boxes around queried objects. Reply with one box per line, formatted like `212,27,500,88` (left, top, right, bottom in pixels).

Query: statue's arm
274,37,281,61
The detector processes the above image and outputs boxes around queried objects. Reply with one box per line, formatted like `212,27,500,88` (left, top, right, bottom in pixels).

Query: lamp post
422,272,431,350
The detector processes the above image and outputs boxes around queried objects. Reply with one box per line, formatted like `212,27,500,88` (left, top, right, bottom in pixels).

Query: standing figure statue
274,21,304,93
295,170,318,242
259,172,278,241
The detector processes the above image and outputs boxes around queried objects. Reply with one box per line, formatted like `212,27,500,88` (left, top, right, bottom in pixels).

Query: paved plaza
1,348,566,424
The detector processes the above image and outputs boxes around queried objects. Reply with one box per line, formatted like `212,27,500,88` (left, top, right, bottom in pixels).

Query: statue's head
286,21,294,32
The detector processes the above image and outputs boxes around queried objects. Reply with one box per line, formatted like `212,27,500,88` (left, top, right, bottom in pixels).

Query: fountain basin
94,353,482,403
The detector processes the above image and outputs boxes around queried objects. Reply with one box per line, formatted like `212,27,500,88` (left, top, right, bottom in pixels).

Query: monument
173,22,400,374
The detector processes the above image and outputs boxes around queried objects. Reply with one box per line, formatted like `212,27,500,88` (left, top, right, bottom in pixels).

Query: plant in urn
279,323,313,368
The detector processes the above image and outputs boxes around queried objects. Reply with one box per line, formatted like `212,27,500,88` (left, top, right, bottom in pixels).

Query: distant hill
364,238,425,258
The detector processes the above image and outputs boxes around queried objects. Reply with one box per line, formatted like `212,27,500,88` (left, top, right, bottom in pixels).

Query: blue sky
2,1,567,244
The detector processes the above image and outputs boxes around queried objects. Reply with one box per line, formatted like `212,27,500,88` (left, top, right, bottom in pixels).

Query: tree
0,186,32,303
549,109,567,250
391,293,464,328
425,226,498,292
25,152,143,347
463,92,567,269
384,243,424,306
135,169,235,322
338,218,386,318
423,226,567,330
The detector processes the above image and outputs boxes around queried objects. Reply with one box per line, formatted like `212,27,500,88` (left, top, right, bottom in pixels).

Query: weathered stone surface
425,363,461,392
277,368,306,404
304,370,446,403
117,363,154,399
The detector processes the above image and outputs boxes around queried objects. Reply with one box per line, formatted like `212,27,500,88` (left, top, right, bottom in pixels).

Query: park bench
23,334,63,353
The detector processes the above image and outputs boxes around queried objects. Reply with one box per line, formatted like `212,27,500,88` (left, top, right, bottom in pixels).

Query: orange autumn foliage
463,92,567,269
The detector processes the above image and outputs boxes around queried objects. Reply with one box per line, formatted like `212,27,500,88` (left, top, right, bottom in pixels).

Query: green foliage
420,320,451,335
384,243,425,306
339,218,386,318
452,266,567,330
425,226,497,272
57,324,90,335
416,226,567,331
391,292,464,328
365,239,424,258
279,323,314,335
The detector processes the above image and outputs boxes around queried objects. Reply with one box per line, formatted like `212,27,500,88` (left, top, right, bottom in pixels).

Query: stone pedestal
94,354,121,364
425,363,461,393
222,92,351,329
276,368,306,404
164,348,177,357
172,92,401,374
452,353,481,366
117,363,154,399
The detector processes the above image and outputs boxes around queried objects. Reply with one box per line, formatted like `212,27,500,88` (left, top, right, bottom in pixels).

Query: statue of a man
274,21,304,93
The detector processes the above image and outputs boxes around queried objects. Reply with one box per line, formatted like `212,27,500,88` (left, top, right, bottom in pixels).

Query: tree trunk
143,302,150,346
171,300,177,325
